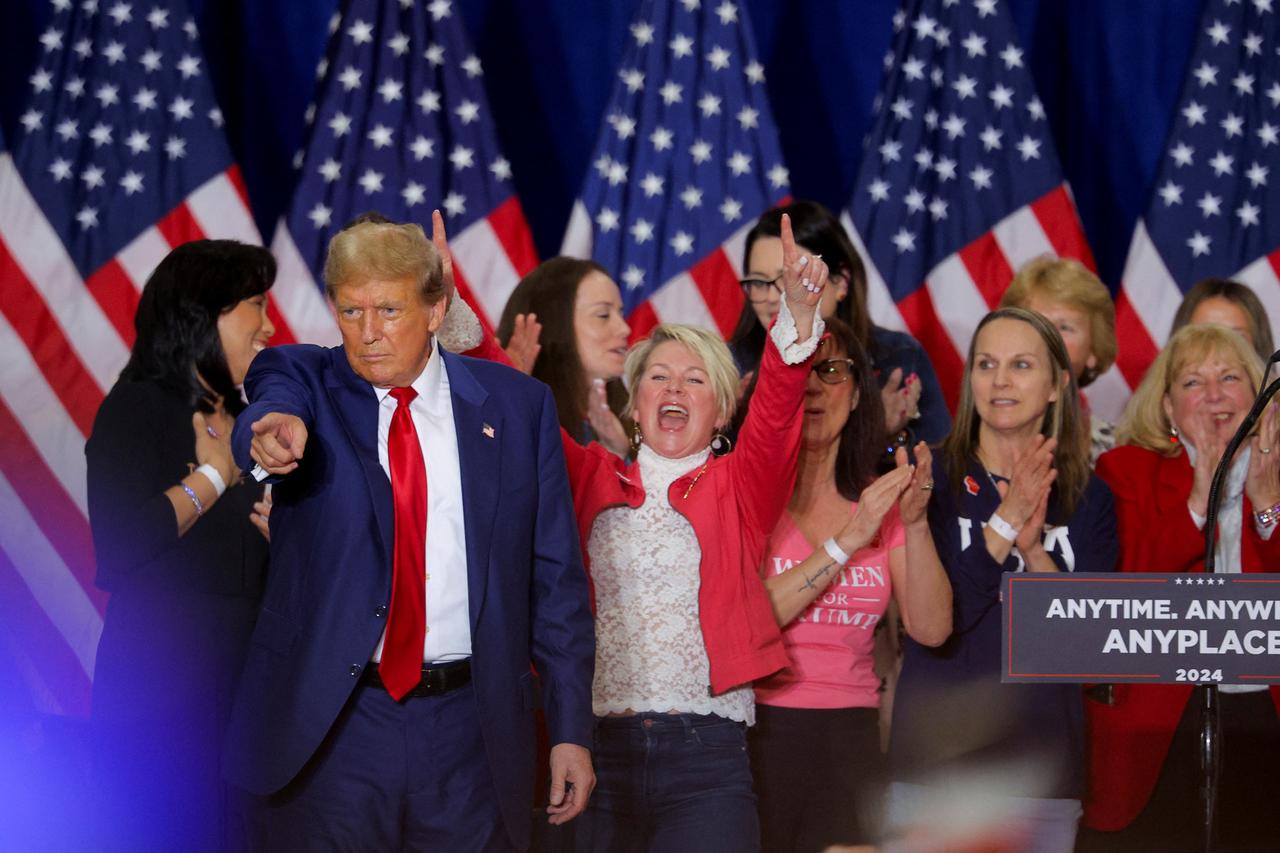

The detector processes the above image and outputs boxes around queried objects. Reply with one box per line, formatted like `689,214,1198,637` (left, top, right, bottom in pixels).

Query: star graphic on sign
1187,231,1211,257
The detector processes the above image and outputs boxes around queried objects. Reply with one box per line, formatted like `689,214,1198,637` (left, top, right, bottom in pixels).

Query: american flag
1116,0,1280,387
846,0,1105,414
561,0,789,339
272,0,539,343
0,0,272,717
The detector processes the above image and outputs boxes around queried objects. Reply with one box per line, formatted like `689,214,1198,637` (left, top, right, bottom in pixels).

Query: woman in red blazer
1083,323,1280,850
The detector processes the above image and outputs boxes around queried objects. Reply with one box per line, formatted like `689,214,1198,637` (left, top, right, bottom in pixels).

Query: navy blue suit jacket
224,343,595,848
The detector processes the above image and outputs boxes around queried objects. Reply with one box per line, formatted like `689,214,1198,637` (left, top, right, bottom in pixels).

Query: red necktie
382,386,427,700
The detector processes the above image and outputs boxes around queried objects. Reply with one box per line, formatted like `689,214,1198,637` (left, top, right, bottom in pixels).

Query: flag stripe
0,545,93,717
452,218,521,331
687,248,745,337
898,284,966,412
487,196,539,278
1114,290,1161,389
83,260,141,347
651,272,720,333
0,310,91,513
991,201,1054,275
0,465,101,681
155,200,206,248
626,300,660,344
1032,186,1096,268
0,156,129,390
0,395,104,614
1234,249,1280,351
269,224,341,347
0,248,104,436
957,231,1014,310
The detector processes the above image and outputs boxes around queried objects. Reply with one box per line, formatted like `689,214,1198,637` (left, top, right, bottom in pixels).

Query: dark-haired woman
731,200,950,449
498,257,632,454
885,308,1117,853
1170,277,1276,363
86,239,276,852
750,317,952,852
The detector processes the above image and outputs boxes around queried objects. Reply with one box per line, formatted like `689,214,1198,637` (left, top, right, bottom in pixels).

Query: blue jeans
575,713,759,853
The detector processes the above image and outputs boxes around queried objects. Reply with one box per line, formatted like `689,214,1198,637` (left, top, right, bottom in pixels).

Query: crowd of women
87,199,1280,853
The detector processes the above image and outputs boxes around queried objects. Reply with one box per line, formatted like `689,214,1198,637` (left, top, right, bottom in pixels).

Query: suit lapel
442,351,502,630
324,348,394,566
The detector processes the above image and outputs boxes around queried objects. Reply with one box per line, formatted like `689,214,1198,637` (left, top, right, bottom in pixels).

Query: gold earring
631,421,644,450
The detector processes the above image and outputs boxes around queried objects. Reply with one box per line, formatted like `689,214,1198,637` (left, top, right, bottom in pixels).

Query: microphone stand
1198,370,1280,853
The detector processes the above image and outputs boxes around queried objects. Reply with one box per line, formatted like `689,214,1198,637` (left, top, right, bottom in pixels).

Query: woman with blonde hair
1082,324,1280,851
1001,255,1117,463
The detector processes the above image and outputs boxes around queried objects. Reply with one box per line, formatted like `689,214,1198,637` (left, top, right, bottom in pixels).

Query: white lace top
588,443,756,724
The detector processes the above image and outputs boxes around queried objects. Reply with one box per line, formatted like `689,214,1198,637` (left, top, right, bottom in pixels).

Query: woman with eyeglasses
731,201,950,450
749,316,952,852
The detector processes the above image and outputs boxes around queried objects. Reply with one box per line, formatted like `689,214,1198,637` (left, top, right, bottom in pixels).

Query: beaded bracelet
180,482,205,516
1256,502,1280,528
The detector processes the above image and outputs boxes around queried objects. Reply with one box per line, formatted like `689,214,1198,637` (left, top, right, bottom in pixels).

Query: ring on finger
920,481,934,490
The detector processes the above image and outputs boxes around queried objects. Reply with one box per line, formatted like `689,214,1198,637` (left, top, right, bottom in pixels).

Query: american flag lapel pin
483,423,495,439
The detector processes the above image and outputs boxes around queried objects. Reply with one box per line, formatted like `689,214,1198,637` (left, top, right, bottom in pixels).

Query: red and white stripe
0,157,327,717
851,185,1096,414
563,200,753,342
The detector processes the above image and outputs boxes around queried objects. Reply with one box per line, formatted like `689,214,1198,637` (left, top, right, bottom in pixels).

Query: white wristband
987,511,1020,543
196,463,227,497
822,537,851,567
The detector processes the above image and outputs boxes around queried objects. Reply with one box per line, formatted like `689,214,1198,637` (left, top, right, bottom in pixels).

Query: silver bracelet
987,511,1020,543
180,482,205,516
822,537,851,566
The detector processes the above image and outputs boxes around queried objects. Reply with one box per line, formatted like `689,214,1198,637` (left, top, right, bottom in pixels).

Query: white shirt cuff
769,298,825,366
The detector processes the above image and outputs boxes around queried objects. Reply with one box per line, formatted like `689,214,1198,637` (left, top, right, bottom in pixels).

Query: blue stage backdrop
0,0,1204,290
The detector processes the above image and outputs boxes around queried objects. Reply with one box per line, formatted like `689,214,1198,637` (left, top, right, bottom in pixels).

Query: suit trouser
249,680,515,853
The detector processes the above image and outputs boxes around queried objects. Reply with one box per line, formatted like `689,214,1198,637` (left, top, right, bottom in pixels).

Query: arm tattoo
798,558,836,592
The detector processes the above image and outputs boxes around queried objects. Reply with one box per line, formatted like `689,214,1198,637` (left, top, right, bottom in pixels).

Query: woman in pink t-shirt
750,316,952,852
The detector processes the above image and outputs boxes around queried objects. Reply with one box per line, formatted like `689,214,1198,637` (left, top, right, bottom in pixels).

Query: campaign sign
1001,573,1280,685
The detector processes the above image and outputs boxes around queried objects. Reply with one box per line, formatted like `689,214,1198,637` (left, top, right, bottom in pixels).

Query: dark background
0,0,1205,290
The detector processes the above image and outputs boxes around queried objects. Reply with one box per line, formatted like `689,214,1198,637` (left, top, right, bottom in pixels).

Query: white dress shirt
370,337,471,664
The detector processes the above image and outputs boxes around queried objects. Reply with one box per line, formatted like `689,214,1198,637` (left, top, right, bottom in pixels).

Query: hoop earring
631,421,644,450
710,431,733,455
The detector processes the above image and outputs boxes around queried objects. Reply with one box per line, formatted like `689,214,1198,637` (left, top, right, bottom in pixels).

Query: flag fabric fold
274,0,538,344
1115,0,1280,389
562,0,789,340
846,0,1099,414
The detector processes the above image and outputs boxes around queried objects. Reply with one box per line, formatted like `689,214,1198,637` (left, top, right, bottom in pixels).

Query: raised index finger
431,208,449,254
780,212,798,267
